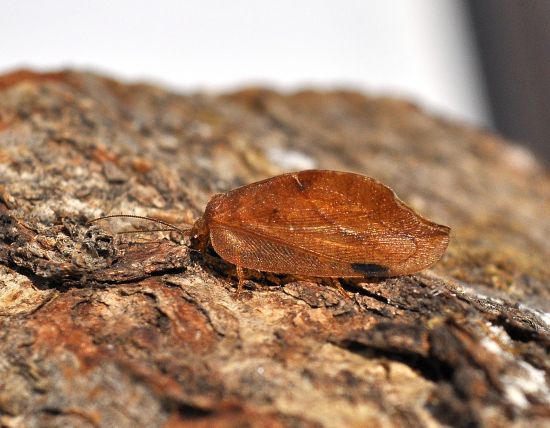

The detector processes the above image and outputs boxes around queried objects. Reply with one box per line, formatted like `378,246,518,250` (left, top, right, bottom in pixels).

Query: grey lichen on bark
0,70,549,427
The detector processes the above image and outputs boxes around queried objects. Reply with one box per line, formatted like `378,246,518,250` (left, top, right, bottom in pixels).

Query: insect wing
208,170,449,276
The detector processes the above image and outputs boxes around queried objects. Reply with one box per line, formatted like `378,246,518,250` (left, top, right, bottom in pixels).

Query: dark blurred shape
468,0,550,166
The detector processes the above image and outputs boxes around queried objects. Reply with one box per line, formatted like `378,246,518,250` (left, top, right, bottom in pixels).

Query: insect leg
330,278,352,299
236,265,245,295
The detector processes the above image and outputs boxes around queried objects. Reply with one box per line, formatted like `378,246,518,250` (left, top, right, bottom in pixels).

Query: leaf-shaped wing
207,170,449,276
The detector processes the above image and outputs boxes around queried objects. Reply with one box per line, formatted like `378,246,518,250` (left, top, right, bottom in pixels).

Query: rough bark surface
1,69,550,427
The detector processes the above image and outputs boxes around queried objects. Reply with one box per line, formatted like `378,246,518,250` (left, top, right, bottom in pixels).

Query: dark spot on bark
351,263,389,276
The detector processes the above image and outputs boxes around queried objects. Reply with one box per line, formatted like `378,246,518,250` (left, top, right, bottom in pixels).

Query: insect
92,170,450,295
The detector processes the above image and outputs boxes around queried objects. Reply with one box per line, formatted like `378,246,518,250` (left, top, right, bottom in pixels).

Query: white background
0,0,489,126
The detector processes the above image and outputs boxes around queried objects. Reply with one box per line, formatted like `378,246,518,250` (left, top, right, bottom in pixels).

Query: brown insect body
189,170,450,282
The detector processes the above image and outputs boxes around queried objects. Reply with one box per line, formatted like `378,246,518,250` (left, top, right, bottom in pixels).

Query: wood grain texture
1,70,550,428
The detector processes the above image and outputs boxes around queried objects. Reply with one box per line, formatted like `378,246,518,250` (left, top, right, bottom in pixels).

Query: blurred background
1,0,548,165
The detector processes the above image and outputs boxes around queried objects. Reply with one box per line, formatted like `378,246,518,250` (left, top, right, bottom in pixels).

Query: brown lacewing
92,170,450,294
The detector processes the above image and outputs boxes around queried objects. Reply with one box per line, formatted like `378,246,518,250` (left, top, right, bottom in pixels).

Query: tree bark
0,70,549,427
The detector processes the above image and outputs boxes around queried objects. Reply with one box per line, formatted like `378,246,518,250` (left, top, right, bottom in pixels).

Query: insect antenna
88,214,191,237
